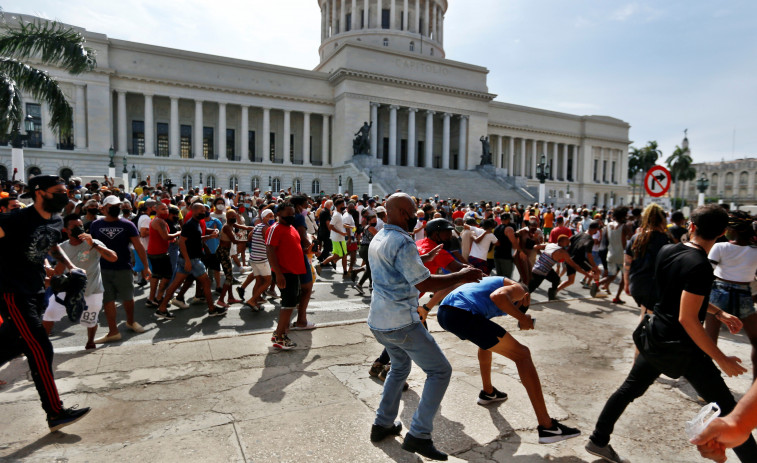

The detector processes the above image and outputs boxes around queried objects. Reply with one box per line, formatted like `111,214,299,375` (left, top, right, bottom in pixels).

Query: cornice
329,69,496,102
336,92,488,118
487,122,630,146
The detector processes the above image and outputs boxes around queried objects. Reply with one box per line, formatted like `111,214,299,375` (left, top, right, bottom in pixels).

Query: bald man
367,193,483,461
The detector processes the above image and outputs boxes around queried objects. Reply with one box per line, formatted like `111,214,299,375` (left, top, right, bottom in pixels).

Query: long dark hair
631,203,667,258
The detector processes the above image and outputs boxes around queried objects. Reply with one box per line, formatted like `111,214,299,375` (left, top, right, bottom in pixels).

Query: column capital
426,110,436,116
169,96,179,102
283,108,291,114
240,104,249,110
457,114,469,120
218,102,227,108
407,107,418,113
116,89,127,95
389,105,400,110
443,112,452,118
323,113,330,119
143,93,154,98
194,99,204,105
370,102,381,108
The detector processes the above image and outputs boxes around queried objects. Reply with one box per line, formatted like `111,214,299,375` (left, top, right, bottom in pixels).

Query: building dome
317,0,447,61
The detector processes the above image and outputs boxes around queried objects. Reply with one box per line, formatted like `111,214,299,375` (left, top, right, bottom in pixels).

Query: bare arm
50,244,77,271
490,283,533,329
415,267,483,294
79,235,118,263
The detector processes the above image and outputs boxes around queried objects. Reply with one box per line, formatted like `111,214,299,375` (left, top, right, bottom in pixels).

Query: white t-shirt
330,211,345,242
469,227,498,260
376,217,385,232
342,211,356,238
138,214,152,251
710,242,757,282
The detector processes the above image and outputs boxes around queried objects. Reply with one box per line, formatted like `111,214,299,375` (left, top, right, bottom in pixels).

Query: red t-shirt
265,222,305,274
416,238,454,275
452,210,465,221
549,226,572,243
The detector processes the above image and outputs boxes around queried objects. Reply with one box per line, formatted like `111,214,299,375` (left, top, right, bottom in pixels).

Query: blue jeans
371,322,452,439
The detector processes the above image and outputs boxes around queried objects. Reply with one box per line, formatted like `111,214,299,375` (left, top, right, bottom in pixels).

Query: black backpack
49,269,88,323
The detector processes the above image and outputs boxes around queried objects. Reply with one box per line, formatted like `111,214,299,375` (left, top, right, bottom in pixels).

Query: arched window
229,176,239,190
293,178,302,194
182,174,193,190
0,165,7,181
156,172,168,186
206,175,217,189
28,166,41,178
272,177,281,192
430,48,434,56
311,179,320,194
59,167,73,181
409,41,415,52
739,171,749,185
383,38,389,47
347,177,354,195
251,176,260,190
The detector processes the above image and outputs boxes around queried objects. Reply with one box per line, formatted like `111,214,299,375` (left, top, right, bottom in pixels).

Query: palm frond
0,72,23,136
0,58,73,135
0,20,96,74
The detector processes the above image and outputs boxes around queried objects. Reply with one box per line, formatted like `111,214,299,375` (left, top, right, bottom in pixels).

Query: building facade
682,158,757,205
0,2,630,205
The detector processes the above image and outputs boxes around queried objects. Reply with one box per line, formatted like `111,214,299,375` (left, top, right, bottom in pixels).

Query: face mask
122,209,132,217
282,215,296,226
70,226,85,239
216,204,225,212
158,212,169,219
87,208,99,215
195,213,206,220
42,192,69,213
267,219,276,226
406,215,418,232
74,194,81,200
442,239,456,250
108,205,121,217
370,222,377,227
228,218,237,225
455,226,464,233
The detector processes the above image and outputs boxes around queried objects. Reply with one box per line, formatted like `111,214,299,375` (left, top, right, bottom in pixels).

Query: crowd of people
0,172,756,462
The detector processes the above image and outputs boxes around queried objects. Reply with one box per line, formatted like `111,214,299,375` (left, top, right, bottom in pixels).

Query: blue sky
7,0,756,164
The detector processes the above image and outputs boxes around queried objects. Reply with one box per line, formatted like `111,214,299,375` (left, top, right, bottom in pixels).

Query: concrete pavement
1,297,753,462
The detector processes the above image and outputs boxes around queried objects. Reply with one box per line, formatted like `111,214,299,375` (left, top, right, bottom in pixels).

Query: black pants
590,352,757,462
317,238,332,263
528,269,560,293
358,244,372,286
0,292,63,416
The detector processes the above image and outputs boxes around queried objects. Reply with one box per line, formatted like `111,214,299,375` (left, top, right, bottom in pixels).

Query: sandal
291,320,316,330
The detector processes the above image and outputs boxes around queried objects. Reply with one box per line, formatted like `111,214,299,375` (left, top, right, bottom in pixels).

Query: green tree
666,144,696,208
0,16,96,143
628,141,662,204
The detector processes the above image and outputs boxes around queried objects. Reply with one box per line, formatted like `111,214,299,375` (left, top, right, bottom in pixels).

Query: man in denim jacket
367,193,483,461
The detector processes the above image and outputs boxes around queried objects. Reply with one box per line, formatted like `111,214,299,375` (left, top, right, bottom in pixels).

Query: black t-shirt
568,232,594,263
669,224,687,242
181,219,204,259
493,223,515,259
0,207,63,296
625,230,671,296
317,209,331,240
652,243,714,347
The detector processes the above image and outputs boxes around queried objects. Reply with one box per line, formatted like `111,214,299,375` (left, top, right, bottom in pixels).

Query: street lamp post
130,164,137,190
338,175,343,195
368,170,373,197
535,154,550,204
108,146,116,179
695,174,709,207
731,193,738,211
566,183,571,201
121,156,128,189
10,114,35,182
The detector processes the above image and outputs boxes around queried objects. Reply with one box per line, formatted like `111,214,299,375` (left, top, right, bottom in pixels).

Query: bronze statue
353,121,372,155
479,136,492,165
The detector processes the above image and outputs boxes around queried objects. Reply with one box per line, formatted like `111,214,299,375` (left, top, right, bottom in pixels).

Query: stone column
329,0,335,35
364,0,369,28
531,140,538,178
193,100,203,158
341,0,347,32
169,97,179,158
573,145,579,181
403,0,408,30
749,171,755,199
240,105,249,161
598,147,605,182
322,114,330,165
352,0,358,30
262,107,271,164
370,102,379,157
520,138,526,176
458,115,468,170
390,0,396,29
74,84,87,149
497,135,503,170
508,137,515,175
415,0,420,32
407,108,417,167
321,1,326,39
376,0,382,28
438,3,443,44
218,102,226,160
388,105,398,165
283,109,291,164
424,0,430,36
425,110,434,168
117,91,127,155
303,112,311,165
552,142,558,180
441,113,451,169
143,94,154,156
562,144,568,181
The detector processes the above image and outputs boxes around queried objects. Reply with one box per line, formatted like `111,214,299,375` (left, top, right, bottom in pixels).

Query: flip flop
291,321,316,330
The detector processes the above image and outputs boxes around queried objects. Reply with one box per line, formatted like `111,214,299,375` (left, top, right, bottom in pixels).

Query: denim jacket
367,224,430,331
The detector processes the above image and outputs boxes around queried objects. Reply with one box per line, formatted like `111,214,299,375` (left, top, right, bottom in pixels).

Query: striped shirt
248,224,268,263
532,243,562,276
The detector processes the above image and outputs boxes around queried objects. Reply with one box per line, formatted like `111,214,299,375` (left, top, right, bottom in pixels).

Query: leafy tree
628,141,662,204
0,15,96,143
666,144,696,209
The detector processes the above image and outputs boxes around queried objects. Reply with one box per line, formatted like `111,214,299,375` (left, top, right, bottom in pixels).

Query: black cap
20,175,65,198
425,218,454,234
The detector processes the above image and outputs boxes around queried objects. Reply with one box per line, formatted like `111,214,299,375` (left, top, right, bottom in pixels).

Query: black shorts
148,253,173,280
437,304,506,350
203,253,221,272
280,273,302,308
566,259,592,276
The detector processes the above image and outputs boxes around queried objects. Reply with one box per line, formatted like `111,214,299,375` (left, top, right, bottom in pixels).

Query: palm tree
666,144,696,209
628,141,662,204
0,15,96,144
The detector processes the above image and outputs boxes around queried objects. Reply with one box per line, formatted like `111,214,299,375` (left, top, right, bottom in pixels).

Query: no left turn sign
644,165,671,198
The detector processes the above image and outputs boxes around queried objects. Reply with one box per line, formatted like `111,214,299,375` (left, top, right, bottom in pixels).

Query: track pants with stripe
0,292,63,416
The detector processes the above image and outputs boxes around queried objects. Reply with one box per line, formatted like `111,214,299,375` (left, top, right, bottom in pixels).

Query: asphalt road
48,263,617,353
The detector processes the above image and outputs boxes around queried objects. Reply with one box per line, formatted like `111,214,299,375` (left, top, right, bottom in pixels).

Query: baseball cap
20,175,65,198
375,206,386,214
102,195,122,206
261,208,274,219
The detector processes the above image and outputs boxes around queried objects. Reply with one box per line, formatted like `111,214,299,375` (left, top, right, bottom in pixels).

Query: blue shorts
177,256,207,279
710,280,755,319
299,255,313,285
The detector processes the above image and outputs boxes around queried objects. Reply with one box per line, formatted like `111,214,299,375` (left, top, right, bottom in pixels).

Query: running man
528,235,595,300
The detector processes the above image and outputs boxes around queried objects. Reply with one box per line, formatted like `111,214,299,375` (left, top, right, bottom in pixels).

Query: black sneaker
585,440,622,463
368,361,385,378
145,299,158,308
370,420,402,442
401,433,448,461
137,278,148,287
155,309,176,320
590,282,599,298
208,306,228,317
547,288,558,301
537,419,581,444
48,406,91,432
236,287,245,300
213,287,222,295
477,387,508,405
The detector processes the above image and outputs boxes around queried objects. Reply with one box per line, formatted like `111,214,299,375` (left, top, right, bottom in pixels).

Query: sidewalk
0,298,751,462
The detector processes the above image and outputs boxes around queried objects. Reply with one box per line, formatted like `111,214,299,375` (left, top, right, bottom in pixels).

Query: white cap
375,206,386,214
102,195,122,206
261,209,274,218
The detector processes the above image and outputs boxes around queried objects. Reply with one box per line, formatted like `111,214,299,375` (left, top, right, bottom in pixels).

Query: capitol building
0,1,630,205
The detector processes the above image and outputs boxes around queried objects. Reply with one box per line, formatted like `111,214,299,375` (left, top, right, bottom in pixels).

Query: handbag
632,313,695,379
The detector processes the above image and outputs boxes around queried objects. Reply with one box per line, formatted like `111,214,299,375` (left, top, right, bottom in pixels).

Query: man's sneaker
547,287,558,301
585,440,622,463
272,334,296,350
47,406,91,432
590,283,599,298
370,420,402,442
537,419,581,444
137,278,148,287
208,306,228,317
155,309,176,320
145,299,158,308
171,297,189,310
402,434,448,461
368,361,385,378
236,287,245,300
477,387,508,405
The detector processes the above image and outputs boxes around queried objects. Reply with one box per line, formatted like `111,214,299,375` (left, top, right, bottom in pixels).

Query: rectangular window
156,122,169,156
180,124,192,158
361,10,365,28
226,128,235,160
346,13,352,31
382,137,389,165
603,160,607,182
248,130,256,161
203,127,214,159
132,120,145,155
567,158,573,181
269,132,276,162
611,161,616,183
420,18,424,35
382,9,390,29
400,139,407,166
290,133,295,163
417,141,425,167
25,103,42,148
593,159,598,182
401,12,404,30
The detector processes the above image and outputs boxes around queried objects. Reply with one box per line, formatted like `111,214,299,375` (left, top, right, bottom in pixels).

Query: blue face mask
74,194,81,200
267,219,275,226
